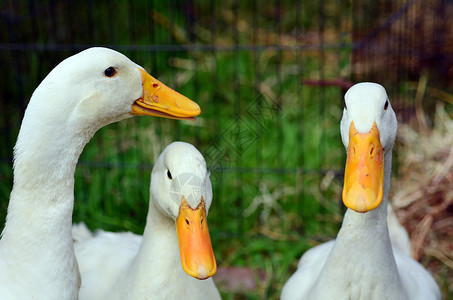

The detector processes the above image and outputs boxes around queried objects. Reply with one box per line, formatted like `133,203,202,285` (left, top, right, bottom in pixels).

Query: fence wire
0,0,451,264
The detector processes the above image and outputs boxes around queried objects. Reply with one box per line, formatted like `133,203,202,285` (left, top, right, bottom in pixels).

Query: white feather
0,47,176,300
281,82,441,300
74,142,221,300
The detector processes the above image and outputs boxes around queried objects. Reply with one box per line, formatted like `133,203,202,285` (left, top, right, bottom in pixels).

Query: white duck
281,82,441,300
74,141,221,300
0,47,201,300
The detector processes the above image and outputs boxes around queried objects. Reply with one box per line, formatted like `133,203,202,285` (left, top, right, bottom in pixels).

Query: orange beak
175,197,216,279
131,68,201,120
342,121,384,213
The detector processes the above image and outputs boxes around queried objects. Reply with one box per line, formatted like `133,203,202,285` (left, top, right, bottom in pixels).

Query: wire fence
0,1,452,296
1,0,451,218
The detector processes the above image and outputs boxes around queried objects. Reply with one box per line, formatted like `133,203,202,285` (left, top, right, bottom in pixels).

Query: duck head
150,142,216,280
340,83,397,213
29,47,200,134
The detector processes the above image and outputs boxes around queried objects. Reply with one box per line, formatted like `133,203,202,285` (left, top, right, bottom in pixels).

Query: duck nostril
370,146,374,156
152,83,159,88
185,219,190,227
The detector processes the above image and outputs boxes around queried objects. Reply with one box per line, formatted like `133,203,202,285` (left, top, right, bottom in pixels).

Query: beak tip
191,103,201,116
181,263,216,280
343,183,382,213
197,264,209,280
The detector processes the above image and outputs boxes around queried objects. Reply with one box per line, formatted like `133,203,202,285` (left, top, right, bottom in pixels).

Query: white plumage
281,82,441,300
74,142,221,300
0,48,200,300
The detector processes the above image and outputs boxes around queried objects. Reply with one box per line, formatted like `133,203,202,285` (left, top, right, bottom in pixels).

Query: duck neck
0,111,96,295
136,201,181,270
311,150,407,299
4,116,95,238
122,200,186,295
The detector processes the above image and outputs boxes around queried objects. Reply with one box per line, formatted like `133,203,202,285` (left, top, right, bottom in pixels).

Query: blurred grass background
0,0,452,299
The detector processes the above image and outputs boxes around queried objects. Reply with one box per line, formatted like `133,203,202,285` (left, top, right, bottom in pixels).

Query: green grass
66,47,347,298
0,1,451,299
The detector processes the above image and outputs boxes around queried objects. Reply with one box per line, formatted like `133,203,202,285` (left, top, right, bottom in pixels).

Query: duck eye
104,67,117,77
167,170,172,180
384,100,389,110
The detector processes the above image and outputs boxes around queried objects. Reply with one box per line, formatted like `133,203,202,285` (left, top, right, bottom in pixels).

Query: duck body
0,48,200,299
75,142,220,300
75,217,219,300
282,207,434,300
281,83,440,300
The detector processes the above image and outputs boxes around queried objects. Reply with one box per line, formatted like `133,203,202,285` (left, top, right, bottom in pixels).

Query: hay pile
391,102,453,295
